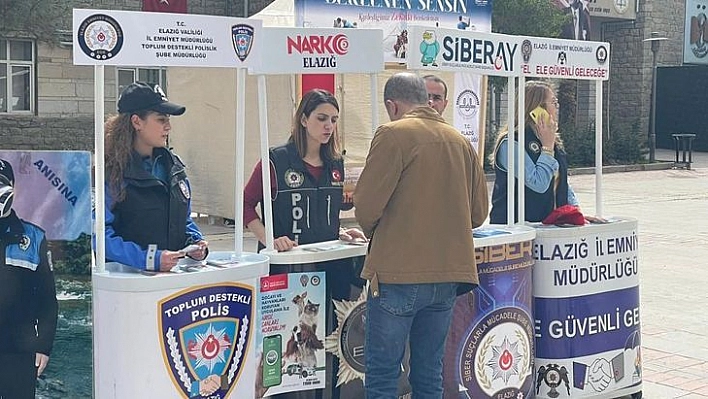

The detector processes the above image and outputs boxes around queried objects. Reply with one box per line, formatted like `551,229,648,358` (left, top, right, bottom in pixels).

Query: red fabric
243,160,322,226
542,205,586,226
301,74,335,95
142,0,187,13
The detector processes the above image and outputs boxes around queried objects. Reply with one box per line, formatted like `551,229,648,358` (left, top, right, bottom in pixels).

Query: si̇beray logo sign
159,283,254,398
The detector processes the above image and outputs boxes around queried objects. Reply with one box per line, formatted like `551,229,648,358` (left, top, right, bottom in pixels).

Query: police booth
74,9,270,399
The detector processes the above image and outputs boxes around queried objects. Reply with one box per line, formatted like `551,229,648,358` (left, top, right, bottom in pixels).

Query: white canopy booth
247,26,383,398
73,9,269,398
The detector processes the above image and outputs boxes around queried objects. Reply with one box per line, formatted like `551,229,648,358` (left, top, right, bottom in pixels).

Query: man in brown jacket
354,72,488,398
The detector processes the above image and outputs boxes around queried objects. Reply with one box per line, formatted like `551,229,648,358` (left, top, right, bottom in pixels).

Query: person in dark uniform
244,89,365,399
0,159,58,399
103,82,208,271
489,80,579,224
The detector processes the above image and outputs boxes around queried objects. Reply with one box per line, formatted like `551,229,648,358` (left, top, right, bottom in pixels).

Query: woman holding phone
103,82,208,272
489,80,580,224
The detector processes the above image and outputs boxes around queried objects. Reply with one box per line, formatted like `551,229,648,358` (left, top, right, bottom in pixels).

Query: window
0,39,34,113
116,67,168,101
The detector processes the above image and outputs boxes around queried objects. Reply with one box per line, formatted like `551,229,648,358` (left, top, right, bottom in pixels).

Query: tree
0,0,71,44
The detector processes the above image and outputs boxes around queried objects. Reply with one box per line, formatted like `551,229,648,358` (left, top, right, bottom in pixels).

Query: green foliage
0,0,70,43
560,119,648,167
50,233,92,276
489,0,569,92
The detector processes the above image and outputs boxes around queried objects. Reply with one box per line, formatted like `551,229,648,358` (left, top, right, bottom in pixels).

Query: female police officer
103,82,208,271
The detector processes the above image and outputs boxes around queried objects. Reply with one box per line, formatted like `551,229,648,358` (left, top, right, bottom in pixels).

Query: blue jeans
365,282,458,399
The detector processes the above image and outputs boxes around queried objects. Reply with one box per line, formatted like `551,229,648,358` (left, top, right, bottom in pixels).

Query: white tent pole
234,68,246,258
94,65,106,273
258,75,275,251
517,76,526,224
595,80,604,218
506,76,515,226
370,73,378,138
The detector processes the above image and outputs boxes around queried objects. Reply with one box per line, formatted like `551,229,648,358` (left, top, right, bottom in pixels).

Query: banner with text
519,36,610,80
256,272,327,396
294,0,492,64
251,27,383,74
72,8,262,68
406,26,520,76
443,236,535,398
533,219,641,398
0,151,91,241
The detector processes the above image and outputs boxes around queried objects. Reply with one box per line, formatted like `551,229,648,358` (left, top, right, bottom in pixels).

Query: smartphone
529,106,550,125
262,335,283,387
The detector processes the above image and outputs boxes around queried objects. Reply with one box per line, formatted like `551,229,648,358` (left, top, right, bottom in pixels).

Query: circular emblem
613,0,628,14
339,301,366,373
521,39,532,63
459,307,533,398
19,235,30,251
331,169,342,183
596,45,608,64
77,14,124,60
456,89,480,119
311,275,321,286
265,349,279,366
285,169,305,188
529,141,541,154
178,180,190,199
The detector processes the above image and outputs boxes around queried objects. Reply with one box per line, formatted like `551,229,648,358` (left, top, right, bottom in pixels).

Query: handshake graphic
573,353,625,393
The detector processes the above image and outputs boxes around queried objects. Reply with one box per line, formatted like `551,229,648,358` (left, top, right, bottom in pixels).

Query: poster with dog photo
255,272,327,397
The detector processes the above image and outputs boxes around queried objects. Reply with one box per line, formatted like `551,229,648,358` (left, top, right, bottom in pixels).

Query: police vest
268,142,344,246
111,148,190,251
489,128,569,224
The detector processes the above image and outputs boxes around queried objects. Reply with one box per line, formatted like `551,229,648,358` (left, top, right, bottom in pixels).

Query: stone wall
0,116,94,151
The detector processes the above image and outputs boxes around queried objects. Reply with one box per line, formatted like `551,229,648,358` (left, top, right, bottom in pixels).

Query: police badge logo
77,14,124,60
521,39,533,63
159,284,254,399
596,45,608,64
613,0,629,14
19,235,30,251
536,363,571,398
529,142,541,154
232,24,255,62
284,169,304,188
178,180,191,199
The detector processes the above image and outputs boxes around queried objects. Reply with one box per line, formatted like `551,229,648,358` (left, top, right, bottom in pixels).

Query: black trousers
0,352,36,399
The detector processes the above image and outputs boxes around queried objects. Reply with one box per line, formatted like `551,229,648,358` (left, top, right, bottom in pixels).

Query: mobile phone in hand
529,106,550,125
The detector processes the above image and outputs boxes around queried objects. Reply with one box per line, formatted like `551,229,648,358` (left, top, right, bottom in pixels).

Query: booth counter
443,225,536,399
533,218,642,399
93,252,269,399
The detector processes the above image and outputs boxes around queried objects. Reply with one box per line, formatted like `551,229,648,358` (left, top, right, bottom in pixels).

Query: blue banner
535,286,641,359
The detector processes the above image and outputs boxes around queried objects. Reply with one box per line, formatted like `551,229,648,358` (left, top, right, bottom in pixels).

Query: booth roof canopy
251,0,294,27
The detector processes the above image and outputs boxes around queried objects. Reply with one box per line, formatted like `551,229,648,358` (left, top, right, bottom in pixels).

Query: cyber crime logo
77,14,124,60
159,283,254,399
232,24,254,62
461,307,533,398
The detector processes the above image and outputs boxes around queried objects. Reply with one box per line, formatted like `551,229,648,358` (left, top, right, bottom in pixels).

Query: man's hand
159,250,185,271
36,353,49,376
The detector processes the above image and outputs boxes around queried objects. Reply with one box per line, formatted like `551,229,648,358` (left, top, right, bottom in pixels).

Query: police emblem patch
178,180,191,199
529,142,541,154
19,235,30,251
284,169,304,188
231,24,255,62
77,14,124,60
159,284,254,399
